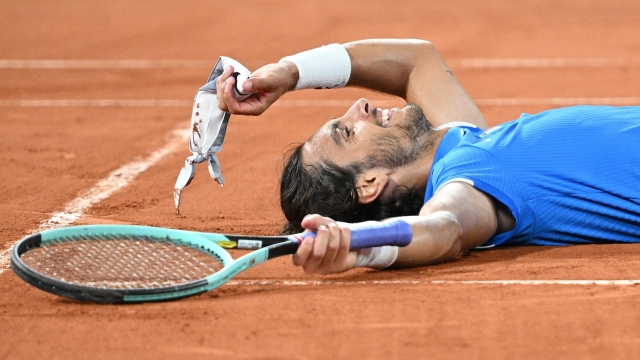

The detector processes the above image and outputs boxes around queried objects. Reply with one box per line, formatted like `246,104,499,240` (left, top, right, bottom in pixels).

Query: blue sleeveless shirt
425,105,640,246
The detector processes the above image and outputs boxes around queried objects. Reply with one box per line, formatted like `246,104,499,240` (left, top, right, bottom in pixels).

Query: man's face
302,98,432,170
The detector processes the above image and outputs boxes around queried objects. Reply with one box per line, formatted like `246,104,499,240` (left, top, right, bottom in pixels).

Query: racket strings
20,235,225,289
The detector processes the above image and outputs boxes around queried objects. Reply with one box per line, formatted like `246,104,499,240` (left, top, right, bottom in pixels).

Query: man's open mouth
377,108,397,127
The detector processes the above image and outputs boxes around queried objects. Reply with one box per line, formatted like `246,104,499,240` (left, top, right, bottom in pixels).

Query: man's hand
292,214,358,274
216,62,298,116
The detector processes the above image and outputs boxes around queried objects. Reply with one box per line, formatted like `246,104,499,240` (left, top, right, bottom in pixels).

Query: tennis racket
11,221,412,303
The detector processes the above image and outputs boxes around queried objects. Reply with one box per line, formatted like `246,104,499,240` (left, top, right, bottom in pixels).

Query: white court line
431,280,640,286
0,99,192,107
0,248,11,273
0,127,189,275
274,99,402,107
475,97,640,106
0,98,639,108
278,98,640,107
0,99,395,108
226,279,640,286
0,58,633,69
449,58,629,68
0,59,210,69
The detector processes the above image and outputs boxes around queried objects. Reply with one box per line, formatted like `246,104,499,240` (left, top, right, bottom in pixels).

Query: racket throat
266,240,299,260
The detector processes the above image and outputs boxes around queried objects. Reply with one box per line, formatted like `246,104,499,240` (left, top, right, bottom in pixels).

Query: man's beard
350,103,433,221
362,103,434,170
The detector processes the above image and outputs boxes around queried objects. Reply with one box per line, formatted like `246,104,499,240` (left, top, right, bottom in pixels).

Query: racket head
11,225,237,303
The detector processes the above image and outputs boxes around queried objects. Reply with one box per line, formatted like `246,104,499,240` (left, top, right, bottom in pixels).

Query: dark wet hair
279,145,425,234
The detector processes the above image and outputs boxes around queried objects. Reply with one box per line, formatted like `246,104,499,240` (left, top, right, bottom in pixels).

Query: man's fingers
223,65,234,80
221,77,267,116
240,78,254,93
223,77,242,112
243,76,271,93
292,235,314,266
217,62,293,116
217,65,234,87
339,226,351,253
333,225,351,265
301,214,335,231
216,66,235,112
293,216,356,275
320,223,341,266
302,225,329,274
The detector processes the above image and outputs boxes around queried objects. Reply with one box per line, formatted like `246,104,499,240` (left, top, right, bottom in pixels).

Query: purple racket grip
296,219,413,249
348,220,413,249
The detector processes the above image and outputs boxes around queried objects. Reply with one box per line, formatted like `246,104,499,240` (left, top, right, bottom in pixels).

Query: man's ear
355,170,388,204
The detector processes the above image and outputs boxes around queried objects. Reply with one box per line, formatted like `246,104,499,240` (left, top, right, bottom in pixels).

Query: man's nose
345,98,370,123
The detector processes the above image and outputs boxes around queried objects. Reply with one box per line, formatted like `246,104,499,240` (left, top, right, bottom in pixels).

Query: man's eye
335,124,352,141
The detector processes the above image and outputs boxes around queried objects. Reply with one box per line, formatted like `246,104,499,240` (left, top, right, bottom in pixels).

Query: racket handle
298,219,413,249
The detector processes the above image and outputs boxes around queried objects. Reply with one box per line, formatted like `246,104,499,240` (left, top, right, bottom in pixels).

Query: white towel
174,57,251,214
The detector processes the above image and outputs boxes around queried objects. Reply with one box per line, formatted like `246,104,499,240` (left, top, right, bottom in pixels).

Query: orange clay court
1,1,640,359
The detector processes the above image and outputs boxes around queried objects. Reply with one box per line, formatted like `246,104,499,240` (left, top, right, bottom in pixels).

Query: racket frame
11,225,300,303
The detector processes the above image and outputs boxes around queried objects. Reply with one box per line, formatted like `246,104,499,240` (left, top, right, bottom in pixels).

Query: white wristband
279,43,351,91
355,246,398,269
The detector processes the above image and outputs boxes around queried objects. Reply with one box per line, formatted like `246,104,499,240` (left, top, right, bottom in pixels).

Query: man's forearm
387,182,500,269
344,39,486,128
345,39,431,98
386,214,465,268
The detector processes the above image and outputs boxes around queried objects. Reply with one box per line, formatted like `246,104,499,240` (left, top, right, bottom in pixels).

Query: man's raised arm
346,39,486,128
217,39,487,129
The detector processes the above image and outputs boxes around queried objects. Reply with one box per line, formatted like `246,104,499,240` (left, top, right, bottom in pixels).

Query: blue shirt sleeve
427,146,536,247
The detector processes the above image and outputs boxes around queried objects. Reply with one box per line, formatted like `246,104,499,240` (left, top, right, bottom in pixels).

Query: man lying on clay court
215,39,640,275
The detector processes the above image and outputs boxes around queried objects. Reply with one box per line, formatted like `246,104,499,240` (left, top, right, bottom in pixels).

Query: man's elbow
402,38,432,47
436,212,465,261
413,211,465,264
